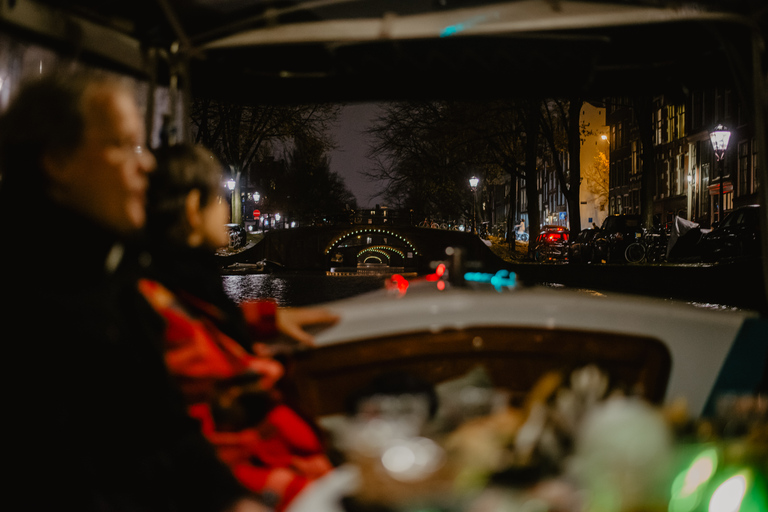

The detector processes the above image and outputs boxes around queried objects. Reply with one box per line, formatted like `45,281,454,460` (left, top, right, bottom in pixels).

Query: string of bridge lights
356,246,407,260
359,249,391,263
324,228,419,256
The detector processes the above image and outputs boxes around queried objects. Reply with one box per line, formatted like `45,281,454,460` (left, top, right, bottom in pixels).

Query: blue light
441,24,464,37
464,270,516,291
440,15,492,38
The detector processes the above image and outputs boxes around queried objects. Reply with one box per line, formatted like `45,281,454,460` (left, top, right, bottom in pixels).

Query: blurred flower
567,396,673,512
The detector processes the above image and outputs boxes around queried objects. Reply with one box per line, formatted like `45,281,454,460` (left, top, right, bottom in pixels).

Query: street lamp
226,178,237,223
709,124,731,224
469,176,479,235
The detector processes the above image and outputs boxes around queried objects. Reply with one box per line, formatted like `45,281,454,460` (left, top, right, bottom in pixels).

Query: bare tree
582,151,610,213
539,97,584,233
366,99,545,241
365,101,476,222
191,98,341,224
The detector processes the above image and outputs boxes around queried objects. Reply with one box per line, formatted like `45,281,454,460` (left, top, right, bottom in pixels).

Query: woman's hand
275,306,340,347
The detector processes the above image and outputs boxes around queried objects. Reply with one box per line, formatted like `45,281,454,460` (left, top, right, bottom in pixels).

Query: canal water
222,272,391,307
221,269,762,311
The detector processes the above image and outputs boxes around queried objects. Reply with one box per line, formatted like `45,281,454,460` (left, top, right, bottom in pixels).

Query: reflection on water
222,272,389,307
223,272,754,311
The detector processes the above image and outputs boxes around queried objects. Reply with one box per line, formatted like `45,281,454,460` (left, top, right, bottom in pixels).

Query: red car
532,225,570,262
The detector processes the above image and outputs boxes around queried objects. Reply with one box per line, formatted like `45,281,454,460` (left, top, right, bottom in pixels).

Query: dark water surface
222,272,390,307
221,268,762,312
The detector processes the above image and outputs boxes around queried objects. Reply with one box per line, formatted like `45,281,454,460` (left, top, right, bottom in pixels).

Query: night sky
328,102,386,207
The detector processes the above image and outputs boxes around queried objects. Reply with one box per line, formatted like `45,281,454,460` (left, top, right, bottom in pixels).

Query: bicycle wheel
625,242,646,263
648,243,666,263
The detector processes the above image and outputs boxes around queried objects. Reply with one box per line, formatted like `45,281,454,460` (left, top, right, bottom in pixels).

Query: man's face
48,83,156,236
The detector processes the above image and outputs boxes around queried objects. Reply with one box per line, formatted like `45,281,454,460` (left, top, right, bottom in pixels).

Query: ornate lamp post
226,178,237,223
709,124,731,224
469,176,479,235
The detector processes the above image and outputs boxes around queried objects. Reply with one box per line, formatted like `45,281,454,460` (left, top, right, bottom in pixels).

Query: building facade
607,87,760,229
579,102,609,230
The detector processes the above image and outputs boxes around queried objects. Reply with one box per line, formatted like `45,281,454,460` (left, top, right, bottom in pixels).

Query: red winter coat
139,279,332,511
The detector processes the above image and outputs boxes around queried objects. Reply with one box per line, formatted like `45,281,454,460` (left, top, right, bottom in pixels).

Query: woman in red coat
140,144,338,511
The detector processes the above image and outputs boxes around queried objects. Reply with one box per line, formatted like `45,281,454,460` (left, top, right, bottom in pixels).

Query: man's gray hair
0,68,128,196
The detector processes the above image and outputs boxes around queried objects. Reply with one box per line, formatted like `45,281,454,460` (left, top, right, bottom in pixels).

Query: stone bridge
223,224,507,273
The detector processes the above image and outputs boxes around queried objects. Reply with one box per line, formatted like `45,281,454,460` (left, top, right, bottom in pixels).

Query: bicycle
418,219,436,228
624,232,668,264
624,240,647,263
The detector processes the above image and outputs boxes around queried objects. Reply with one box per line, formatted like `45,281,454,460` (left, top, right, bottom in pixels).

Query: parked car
567,227,600,264
532,225,569,262
700,204,762,263
593,214,644,263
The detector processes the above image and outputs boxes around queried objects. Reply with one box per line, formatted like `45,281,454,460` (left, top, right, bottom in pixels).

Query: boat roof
2,0,765,103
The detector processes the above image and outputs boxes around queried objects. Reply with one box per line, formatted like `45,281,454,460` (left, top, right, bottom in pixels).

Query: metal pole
718,158,724,224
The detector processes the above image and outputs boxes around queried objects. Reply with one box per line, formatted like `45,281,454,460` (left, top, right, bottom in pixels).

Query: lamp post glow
709,124,731,224
226,178,237,223
469,176,479,235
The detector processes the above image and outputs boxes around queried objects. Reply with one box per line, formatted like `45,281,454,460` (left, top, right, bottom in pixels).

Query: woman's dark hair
146,144,225,247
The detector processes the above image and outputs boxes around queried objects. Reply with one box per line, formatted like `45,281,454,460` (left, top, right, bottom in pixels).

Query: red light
436,280,446,291
426,263,446,282
388,274,410,294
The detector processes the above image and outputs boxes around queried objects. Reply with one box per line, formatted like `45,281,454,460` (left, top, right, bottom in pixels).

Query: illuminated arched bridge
225,223,504,274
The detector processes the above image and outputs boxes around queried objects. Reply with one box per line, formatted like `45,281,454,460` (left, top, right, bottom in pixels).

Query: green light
670,448,719,512
709,473,747,512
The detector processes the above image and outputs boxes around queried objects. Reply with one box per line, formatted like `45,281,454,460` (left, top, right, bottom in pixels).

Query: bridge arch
233,223,500,273
356,245,405,260
324,227,421,256
355,245,409,267
358,248,390,263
